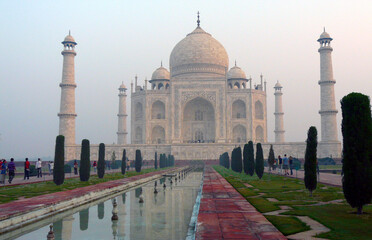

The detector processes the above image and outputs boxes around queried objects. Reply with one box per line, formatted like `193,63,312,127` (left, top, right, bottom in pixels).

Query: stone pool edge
0,167,186,235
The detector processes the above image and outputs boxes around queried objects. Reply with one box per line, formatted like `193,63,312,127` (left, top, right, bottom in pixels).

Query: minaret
274,81,285,142
58,32,77,159
117,82,128,144
318,29,338,142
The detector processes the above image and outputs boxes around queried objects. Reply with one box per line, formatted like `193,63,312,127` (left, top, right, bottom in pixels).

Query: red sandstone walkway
0,168,175,221
196,166,286,240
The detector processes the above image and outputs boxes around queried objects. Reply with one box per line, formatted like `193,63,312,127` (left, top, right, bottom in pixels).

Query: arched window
233,125,247,143
152,126,165,144
135,127,142,144
135,102,143,120
255,101,264,119
151,101,165,119
233,82,240,89
158,83,164,90
228,83,233,89
195,130,204,142
165,83,170,89
232,100,246,119
195,110,203,121
256,125,264,142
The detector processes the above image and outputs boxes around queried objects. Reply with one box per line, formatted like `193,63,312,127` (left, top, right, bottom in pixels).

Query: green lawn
214,165,372,239
0,168,166,204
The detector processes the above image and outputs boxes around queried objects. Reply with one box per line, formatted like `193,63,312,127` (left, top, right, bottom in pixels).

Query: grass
0,168,166,204
265,215,311,235
213,165,372,239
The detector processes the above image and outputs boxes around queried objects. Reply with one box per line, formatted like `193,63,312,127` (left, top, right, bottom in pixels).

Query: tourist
36,158,42,178
93,161,97,173
283,154,289,175
289,156,293,175
278,155,282,174
24,158,30,180
107,161,111,170
74,160,78,175
49,161,54,175
126,158,129,171
0,159,7,184
8,158,16,184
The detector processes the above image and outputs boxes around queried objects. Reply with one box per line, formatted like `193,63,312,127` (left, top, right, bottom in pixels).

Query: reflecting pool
6,169,203,240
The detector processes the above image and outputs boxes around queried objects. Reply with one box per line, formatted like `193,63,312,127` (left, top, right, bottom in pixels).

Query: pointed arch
255,100,264,119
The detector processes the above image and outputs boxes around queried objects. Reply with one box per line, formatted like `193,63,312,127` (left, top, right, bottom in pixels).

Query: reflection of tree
53,219,63,239
135,187,142,198
98,203,104,220
79,208,89,231
159,177,165,184
122,192,126,204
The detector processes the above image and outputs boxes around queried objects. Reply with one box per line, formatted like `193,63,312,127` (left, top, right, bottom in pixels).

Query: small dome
319,31,331,39
274,81,282,88
119,83,127,89
63,34,76,43
169,26,229,77
151,66,170,80
227,64,246,80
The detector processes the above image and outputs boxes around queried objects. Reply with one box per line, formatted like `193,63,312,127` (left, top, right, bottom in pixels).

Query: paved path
0,167,174,222
266,167,341,187
0,166,152,187
196,166,286,240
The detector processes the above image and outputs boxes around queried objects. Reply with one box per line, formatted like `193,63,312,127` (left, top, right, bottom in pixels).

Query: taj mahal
58,15,341,161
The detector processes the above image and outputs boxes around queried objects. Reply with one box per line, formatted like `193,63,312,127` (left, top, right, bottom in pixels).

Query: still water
6,170,203,240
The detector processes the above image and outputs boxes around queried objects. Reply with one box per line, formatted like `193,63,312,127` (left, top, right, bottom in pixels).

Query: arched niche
255,101,264,119
233,124,246,143
152,125,165,144
182,97,215,143
232,99,246,119
151,100,165,119
135,102,143,120
255,125,264,142
135,126,142,144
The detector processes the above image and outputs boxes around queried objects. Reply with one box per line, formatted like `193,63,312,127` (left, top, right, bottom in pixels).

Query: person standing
278,155,282,174
24,158,30,180
0,160,7,184
289,156,293,175
283,154,289,175
36,158,42,178
50,161,54,175
74,160,78,175
93,161,97,173
8,158,16,184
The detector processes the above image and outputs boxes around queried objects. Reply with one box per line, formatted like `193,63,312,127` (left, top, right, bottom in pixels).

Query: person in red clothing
24,158,30,180
93,161,97,173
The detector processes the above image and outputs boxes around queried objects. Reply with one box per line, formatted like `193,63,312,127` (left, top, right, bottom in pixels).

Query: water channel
3,168,203,240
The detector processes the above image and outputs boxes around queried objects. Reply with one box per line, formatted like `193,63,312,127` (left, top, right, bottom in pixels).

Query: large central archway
182,97,215,143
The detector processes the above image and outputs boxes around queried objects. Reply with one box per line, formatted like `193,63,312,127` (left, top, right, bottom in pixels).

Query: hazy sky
1,0,371,159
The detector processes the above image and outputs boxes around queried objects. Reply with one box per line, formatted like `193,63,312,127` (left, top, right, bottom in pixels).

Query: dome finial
197,11,200,27
323,27,325,32
69,30,71,36
235,60,237,67
161,60,163,67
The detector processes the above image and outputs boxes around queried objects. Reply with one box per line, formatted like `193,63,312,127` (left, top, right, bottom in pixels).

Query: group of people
0,158,16,184
276,154,294,176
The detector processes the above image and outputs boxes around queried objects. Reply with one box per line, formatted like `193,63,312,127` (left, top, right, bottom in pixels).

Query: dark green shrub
222,152,230,169
53,135,65,185
154,152,158,169
135,149,142,172
341,93,372,214
98,143,105,178
255,143,264,179
64,164,71,173
79,139,91,181
304,126,318,196
231,147,242,173
121,149,126,175
247,141,255,176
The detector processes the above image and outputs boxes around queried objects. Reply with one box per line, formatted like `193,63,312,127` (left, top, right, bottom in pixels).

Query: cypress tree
154,152,158,169
268,145,275,172
231,148,236,171
135,149,142,172
243,143,249,174
53,135,65,185
224,152,230,169
304,126,318,196
80,139,91,181
97,143,105,178
236,147,242,173
341,93,372,214
255,143,264,179
121,149,126,175
247,141,255,176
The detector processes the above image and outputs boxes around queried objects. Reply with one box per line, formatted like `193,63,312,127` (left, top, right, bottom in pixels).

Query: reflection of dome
151,66,170,80
169,26,229,77
227,64,246,80
63,34,76,43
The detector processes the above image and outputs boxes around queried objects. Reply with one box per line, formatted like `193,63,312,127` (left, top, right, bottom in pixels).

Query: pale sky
0,0,371,159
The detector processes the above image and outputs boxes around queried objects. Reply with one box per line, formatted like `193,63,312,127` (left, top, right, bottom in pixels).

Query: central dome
169,26,229,77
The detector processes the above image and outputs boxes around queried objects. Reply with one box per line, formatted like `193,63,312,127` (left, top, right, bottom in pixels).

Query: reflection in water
14,170,203,240
79,208,89,231
98,202,104,220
